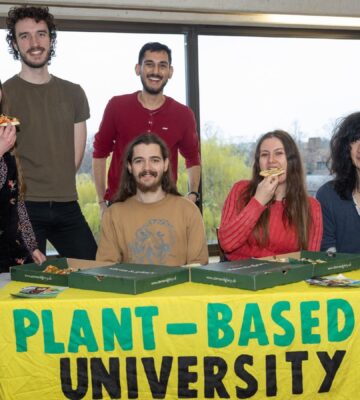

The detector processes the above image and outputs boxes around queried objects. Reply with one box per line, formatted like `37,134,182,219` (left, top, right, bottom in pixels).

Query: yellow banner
0,276,359,400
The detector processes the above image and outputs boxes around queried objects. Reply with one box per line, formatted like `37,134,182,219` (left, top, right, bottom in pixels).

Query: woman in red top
218,130,323,261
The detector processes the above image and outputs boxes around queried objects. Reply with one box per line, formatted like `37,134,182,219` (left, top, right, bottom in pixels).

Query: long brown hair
0,80,26,199
113,133,181,202
239,130,311,248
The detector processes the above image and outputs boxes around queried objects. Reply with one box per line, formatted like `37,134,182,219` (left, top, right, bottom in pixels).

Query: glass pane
0,30,186,250
1,31,185,136
199,35,360,242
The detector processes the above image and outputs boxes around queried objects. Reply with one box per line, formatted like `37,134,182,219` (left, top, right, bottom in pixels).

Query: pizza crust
0,114,20,126
259,168,285,177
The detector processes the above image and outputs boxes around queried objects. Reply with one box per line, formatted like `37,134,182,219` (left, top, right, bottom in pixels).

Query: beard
19,47,51,69
135,170,163,192
140,74,168,95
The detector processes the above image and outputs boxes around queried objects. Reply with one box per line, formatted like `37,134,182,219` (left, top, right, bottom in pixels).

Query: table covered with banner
0,269,359,400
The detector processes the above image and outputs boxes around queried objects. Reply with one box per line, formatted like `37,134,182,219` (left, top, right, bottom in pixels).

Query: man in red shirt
92,42,201,215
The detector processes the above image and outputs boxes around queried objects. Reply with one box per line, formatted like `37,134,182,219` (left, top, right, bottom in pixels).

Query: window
0,30,186,138
0,29,186,246
2,24,360,248
198,34,360,242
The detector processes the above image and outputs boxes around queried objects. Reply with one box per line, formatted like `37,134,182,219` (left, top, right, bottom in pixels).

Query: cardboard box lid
259,252,300,261
71,263,187,280
66,258,112,270
192,258,303,276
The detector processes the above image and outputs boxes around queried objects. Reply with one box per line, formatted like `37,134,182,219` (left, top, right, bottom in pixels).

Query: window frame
2,16,360,255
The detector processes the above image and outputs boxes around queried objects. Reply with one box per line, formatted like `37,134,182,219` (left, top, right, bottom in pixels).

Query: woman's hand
0,124,16,157
32,249,47,265
254,175,279,206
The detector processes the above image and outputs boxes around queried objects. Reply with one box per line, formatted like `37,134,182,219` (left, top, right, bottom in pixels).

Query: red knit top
93,92,201,200
218,180,323,260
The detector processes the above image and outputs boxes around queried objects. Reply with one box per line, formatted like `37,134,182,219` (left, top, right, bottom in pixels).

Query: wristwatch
187,191,200,202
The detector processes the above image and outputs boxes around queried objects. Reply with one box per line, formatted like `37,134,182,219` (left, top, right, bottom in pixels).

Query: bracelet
186,191,200,202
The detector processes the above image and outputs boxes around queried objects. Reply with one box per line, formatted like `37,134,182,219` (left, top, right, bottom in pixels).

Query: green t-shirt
3,75,90,201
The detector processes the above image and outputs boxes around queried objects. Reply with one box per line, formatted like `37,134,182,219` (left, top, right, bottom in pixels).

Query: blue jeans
25,201,97,260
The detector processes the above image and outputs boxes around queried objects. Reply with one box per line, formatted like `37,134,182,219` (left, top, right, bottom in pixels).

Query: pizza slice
0,114,20,126
259,167,285,177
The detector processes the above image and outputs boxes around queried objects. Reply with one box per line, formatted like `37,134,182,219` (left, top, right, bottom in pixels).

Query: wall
1,0,360,29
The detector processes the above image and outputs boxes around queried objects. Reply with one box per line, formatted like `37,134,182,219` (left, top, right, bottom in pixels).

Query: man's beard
135,170,163,192
140,74,168,95
19,47,51,69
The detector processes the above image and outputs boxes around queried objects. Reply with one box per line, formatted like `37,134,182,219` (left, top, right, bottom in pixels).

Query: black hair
328,112,360,199
138,42,172,65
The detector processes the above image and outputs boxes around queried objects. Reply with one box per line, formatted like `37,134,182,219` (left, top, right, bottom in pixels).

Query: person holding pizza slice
218,130,323,260
0,80,46,272
3,5,97,260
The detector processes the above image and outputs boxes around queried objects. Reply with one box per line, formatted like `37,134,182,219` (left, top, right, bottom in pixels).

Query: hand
186,192,198,203
0,125,16,157
32,249,47,265
254,175,279,206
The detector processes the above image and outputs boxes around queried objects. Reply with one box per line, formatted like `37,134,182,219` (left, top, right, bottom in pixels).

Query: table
0,270,359,400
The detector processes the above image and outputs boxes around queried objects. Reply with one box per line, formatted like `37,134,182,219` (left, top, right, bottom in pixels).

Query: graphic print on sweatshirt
129,218,177,264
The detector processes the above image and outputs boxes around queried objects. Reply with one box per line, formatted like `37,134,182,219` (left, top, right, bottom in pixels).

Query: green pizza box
10,258,112,286
295,250,360,276
68,263,189,295
10,258,71,286
190,258,312,291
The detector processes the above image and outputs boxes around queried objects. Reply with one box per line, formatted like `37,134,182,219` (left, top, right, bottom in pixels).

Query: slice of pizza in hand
0,114,20,126
259,167,285,177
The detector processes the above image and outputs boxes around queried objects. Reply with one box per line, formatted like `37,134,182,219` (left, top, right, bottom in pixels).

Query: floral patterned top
0,152,37,272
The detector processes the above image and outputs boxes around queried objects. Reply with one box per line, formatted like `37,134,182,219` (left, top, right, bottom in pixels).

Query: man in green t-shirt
3,5,97,259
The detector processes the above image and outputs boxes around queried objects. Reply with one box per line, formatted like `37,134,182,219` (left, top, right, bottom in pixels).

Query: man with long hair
3,5,97,259
92,42,201,216
316,112,360,253
219,130,322,260
96,133,208,266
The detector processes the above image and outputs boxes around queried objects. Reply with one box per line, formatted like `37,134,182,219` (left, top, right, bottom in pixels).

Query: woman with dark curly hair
316,112,360,253
218,130,323,260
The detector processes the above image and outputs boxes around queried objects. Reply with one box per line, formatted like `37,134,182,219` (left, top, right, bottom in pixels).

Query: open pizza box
69,263,189,295
190,257,312,291
67,258,112,269
10,257,112,286
190,250,360,291
259,250,360,276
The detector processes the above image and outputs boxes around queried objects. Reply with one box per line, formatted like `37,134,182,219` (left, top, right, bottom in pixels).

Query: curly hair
239,130,311,249
113,133,181,202
6,5,57,62
328,112,360,200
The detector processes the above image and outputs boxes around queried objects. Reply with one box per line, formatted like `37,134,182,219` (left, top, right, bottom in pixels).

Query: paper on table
306,274,360,288
11,286,67,298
